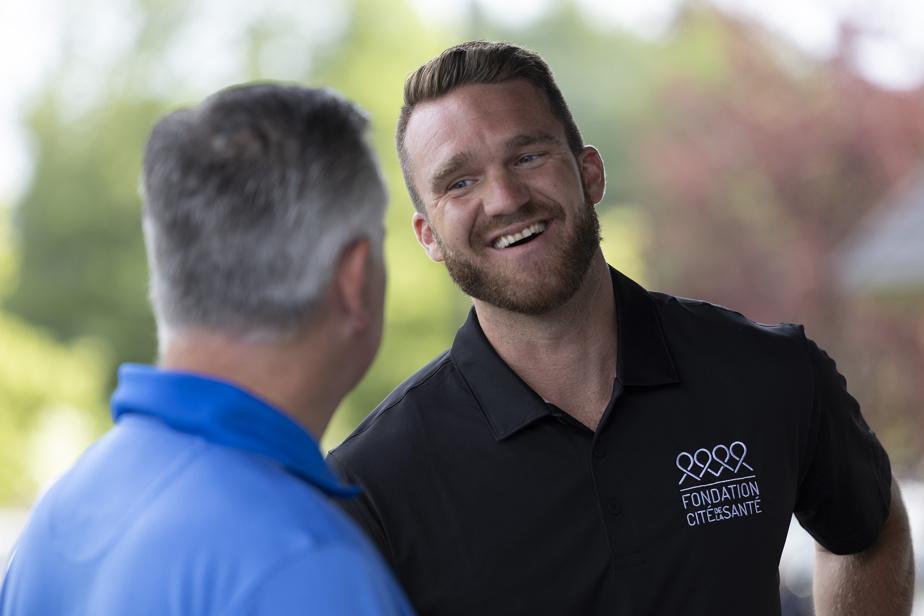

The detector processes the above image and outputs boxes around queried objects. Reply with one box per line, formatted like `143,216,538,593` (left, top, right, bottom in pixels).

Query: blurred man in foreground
329,42,914,615
1,84,413,615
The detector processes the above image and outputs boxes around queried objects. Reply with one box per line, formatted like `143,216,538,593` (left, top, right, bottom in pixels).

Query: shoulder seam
336,354,454,448
660,293,808,333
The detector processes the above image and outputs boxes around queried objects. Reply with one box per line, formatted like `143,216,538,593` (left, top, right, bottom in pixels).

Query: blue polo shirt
1,364,414,615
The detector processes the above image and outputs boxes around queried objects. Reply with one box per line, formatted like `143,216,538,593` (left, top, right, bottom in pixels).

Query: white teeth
493,222,547,249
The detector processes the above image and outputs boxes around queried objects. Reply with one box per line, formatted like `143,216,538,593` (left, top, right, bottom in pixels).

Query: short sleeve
326,451,395,566
793,332,892,555
228,543,414,616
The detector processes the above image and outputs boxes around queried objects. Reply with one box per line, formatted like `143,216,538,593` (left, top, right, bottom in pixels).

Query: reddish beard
434,194,600,315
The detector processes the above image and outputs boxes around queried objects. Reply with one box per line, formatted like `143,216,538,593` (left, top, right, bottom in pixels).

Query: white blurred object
0,508,29,569
900,480,924,615
779,478,924,614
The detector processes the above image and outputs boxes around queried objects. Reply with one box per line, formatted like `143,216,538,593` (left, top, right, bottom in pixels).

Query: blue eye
517,153,542,165
449,178,473,191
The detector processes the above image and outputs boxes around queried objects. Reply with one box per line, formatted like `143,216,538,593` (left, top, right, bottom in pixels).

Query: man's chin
448,263,588,316
442,203,601,315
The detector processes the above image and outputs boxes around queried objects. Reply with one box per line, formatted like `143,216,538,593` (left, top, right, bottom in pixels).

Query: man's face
405,80,605,315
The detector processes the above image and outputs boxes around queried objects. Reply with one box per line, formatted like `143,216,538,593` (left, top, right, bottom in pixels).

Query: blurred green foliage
0,312,108,504
0,206,110,505
7,98,161,369
0,206,108,503
0,208,17,298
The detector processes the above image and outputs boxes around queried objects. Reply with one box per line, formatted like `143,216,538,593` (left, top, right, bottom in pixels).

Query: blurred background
1,0,923,612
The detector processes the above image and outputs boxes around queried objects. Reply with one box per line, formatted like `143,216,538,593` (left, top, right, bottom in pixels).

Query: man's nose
481,169,529,217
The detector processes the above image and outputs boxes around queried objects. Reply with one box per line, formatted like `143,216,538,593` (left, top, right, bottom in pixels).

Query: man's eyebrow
430,152,474,192
505,132,561,149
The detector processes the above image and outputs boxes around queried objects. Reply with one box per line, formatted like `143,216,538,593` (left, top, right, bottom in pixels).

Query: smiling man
328,42,914,615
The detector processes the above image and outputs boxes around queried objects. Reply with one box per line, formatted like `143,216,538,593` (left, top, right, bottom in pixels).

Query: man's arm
813,477,914,615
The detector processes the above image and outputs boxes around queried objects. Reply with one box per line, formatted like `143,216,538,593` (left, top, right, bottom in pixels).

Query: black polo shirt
328,267,892,616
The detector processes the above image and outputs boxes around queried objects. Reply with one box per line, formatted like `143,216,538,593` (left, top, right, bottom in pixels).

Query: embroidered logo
675,440,763,527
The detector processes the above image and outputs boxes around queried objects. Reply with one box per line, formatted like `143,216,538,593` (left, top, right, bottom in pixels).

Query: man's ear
578,145,606,205
333,239,372,332
412,212,445,262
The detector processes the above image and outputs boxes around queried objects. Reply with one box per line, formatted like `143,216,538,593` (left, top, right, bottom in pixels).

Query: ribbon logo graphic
676,441,754,485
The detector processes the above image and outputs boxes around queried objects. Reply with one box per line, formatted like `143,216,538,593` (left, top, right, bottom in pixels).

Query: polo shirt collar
110,363,359,498
611,268,679,387
451,266,679,440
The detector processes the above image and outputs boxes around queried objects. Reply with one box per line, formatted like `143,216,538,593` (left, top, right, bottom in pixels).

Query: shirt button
606,498,622,515
593,447,606,459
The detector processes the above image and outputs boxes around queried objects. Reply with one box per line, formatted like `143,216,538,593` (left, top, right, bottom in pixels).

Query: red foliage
639,11,924,469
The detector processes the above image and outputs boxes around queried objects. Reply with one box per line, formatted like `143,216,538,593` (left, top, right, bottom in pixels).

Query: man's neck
473,253,618,430
160,329,343,441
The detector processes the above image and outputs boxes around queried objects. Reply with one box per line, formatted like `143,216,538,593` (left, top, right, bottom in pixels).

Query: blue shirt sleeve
225,543,415,616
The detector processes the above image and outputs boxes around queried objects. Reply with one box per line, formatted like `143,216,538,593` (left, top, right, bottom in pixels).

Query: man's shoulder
155,437,368,555
55,417,363,551
649,289,806,343
330,350,463,463
645,289,816,381
5,418,382,614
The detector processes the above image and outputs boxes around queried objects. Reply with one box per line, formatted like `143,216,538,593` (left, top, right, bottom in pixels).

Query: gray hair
141,83,387,345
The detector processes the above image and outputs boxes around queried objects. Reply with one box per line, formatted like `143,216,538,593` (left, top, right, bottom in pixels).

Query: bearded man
328,42,913,616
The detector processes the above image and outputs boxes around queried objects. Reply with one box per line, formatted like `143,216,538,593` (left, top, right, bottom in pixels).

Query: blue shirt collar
110,364,359,498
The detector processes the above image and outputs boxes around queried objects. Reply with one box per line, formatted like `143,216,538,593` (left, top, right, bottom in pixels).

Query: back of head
141,84,386,346
396,41,583,212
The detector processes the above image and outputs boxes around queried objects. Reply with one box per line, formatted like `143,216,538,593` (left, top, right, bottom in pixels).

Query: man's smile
491,221,548,249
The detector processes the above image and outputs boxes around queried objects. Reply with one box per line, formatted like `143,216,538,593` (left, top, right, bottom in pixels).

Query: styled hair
141,83,387,345
396,41,584,212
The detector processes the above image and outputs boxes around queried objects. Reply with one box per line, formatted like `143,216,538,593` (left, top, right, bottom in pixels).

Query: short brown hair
397,41,584,212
